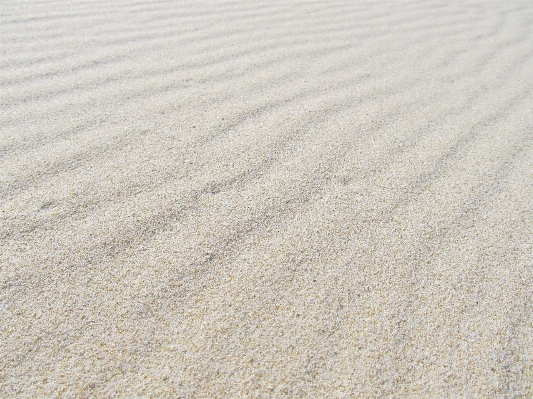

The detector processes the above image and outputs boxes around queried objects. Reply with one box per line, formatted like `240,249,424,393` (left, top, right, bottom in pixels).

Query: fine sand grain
1,0,533,397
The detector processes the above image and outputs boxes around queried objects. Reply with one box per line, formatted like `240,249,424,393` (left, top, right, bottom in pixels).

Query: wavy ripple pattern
1,0,533,397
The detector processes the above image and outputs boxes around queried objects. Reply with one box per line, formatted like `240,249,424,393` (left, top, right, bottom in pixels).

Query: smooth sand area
1,0,533,397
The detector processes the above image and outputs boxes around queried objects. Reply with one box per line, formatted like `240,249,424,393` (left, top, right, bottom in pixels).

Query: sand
1,0,533,397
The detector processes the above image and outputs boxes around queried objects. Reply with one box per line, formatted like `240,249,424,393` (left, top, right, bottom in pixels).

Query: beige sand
1,0,533,397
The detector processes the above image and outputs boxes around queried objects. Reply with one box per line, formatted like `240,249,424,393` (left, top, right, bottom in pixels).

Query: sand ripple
1,0,533,396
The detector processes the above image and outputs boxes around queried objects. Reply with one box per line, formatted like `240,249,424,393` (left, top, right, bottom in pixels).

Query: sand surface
2,0,533,397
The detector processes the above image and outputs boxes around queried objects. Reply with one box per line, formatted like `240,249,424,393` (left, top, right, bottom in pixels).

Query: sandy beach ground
1,0,533,397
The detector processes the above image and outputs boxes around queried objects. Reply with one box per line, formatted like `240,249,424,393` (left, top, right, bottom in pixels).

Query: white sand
1,0,533,397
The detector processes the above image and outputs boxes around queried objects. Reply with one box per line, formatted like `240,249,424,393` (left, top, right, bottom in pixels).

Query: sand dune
2,0,533,397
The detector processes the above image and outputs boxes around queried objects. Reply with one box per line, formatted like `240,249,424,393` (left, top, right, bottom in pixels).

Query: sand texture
1,0,533,397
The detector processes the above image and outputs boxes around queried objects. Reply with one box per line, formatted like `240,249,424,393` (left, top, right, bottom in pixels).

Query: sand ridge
1,0,533,397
